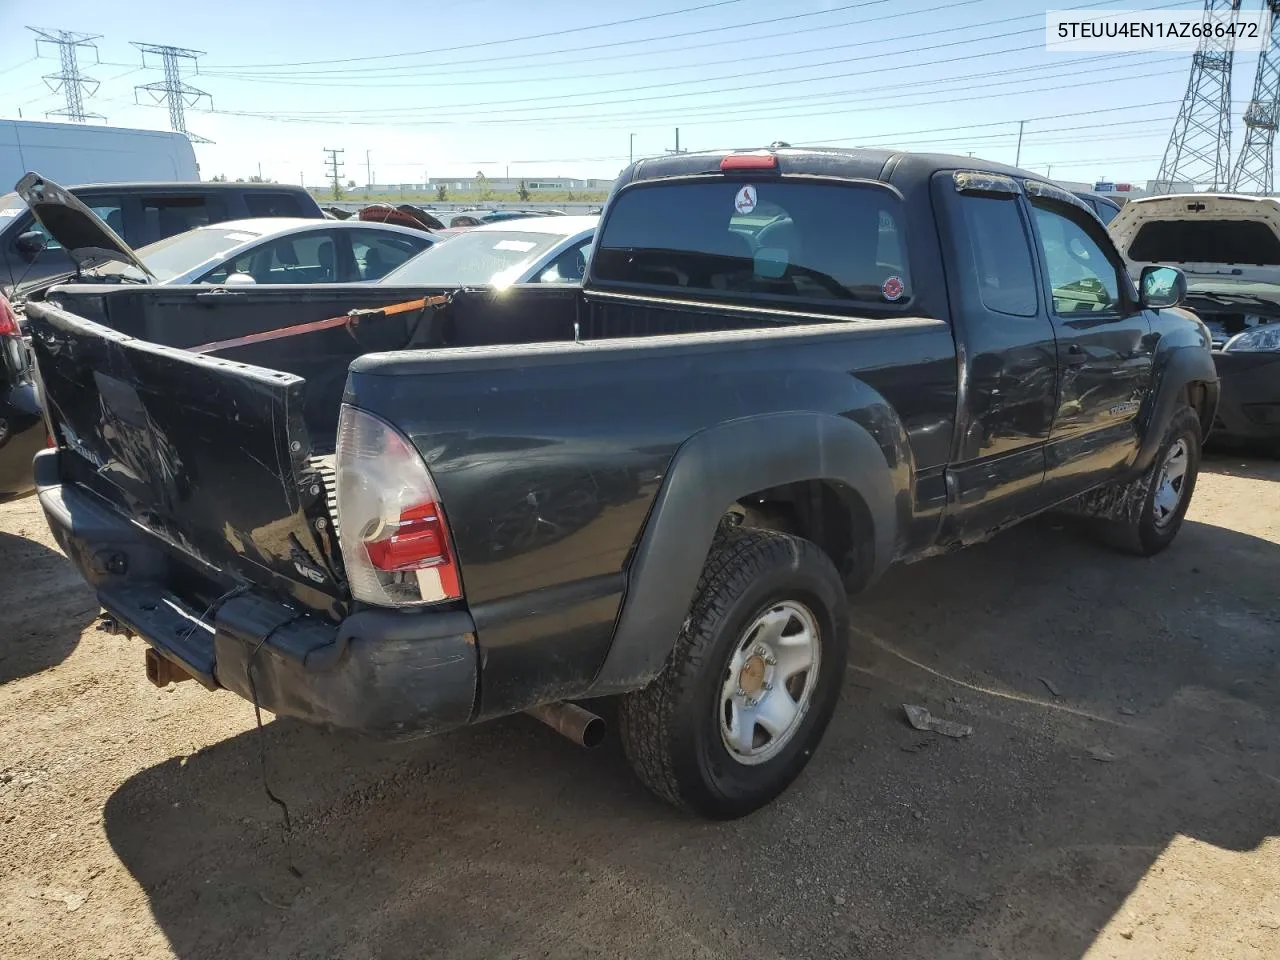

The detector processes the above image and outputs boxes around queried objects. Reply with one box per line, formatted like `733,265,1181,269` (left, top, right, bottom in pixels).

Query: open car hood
15,173,156,280
1109,193,1280,285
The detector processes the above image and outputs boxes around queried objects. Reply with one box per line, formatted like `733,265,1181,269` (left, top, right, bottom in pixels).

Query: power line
26,27,105,123
204,0,1192,91
198,59,1192,131
212,1,1199,123
132,42,213,143
205,0,755,69
204,0,950,81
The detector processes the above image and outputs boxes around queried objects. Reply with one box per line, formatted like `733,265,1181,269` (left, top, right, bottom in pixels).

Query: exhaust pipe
145,648,193,688
526,701,606,749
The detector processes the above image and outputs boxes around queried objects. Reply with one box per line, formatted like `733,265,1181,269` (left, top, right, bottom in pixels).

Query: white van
0,120,199,188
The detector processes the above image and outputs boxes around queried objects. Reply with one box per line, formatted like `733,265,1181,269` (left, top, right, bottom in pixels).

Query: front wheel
618,528,850,819
1099,404,1202,556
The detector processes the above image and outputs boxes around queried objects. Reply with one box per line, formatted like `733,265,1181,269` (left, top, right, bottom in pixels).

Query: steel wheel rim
717,600,822,767
1152,438,1190,529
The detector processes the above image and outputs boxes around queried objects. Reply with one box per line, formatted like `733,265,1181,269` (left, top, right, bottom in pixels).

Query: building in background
359,177,615,195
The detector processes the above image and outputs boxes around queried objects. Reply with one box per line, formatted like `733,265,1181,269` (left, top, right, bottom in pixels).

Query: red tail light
720,153,778,171
334,405,463,606
0,295,17,337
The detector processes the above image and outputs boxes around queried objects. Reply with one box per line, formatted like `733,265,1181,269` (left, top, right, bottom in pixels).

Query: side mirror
1138,265,1186,309
16,231,46,259
224,272,257,285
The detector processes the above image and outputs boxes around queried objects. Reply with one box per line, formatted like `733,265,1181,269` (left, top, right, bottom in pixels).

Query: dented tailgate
26,299,346,617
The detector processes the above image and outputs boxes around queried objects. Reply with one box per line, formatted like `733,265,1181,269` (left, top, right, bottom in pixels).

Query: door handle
1063,345,1088,365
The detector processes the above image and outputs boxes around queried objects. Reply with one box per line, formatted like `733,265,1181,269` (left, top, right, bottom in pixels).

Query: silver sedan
93,218,438,285
380,215,597,288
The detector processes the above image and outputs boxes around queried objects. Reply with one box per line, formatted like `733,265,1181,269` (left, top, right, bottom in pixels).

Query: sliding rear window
1128,219,1280,265
592,179,910,309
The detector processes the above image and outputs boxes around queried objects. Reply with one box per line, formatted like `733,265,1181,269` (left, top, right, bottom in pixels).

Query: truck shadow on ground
103,516,1280,960
1203,448,1280,482
0,529,96,685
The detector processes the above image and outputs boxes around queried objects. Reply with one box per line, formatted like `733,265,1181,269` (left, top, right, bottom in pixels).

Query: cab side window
957,194,1038,317
1031,204,1122,315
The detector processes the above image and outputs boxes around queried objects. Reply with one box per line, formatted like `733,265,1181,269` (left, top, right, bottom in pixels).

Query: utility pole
366,150,373,189
325,148,345,200
1014,120,1026,167
630,133,636,165
27,27,105,123
665,127,688,155
132,42,212,143
1157,0,1243,192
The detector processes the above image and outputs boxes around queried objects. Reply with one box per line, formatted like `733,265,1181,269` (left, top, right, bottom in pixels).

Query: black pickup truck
25,148,1217,819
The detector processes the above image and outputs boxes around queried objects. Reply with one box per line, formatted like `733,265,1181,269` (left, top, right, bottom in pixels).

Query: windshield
592,179,911,309
381,230,567,285
95,226,265,282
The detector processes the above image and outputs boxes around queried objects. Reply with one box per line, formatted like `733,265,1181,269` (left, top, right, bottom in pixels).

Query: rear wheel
618,528,850,819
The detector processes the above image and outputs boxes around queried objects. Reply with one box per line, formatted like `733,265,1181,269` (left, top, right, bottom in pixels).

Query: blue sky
0,0,1266,186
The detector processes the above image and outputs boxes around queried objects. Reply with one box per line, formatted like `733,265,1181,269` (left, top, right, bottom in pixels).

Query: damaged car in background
1111,193,1280,453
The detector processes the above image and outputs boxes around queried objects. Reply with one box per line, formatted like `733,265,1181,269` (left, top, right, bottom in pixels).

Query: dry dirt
1,454,1278,960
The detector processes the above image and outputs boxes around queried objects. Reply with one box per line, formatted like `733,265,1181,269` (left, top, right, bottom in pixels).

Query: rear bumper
1210,351,1280,444
35,450,479,738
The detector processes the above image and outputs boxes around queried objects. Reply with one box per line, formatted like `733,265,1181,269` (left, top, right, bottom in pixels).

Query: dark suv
0,181,324,295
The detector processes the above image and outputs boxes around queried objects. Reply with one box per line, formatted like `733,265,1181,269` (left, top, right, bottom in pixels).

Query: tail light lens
334,405,462,607
0,294,17,337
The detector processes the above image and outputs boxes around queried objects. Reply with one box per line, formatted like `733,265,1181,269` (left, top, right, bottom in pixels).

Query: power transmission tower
1154,0,1244,193
132,42,212,143
27,27,105,123
325,148,345,200
1230,1,1280,194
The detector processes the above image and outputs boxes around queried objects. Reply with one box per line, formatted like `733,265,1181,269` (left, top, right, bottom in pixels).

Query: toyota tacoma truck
24,149,1217,819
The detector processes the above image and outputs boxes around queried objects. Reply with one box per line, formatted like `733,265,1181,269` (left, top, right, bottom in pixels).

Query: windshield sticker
494,239,537,252
882,276,905,301
734,184,758,215
0,207,25,218
222,232,258,242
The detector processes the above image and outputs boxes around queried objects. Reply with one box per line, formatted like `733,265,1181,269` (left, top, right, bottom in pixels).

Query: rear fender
586,411,900,695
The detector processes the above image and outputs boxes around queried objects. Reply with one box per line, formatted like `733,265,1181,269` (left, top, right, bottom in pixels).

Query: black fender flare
1135,344,1219,472
585,411,899,695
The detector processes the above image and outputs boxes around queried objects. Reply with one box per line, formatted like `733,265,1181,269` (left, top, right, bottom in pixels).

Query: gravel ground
1,454,1277,960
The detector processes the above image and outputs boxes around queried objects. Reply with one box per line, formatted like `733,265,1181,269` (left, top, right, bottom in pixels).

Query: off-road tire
617,528,850,819
1098,404,1202,556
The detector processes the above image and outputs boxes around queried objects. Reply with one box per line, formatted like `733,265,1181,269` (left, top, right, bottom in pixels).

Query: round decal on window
882,276,905,301
734,184,758,215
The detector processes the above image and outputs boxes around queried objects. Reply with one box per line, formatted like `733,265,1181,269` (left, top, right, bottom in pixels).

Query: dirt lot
1,455,1277,960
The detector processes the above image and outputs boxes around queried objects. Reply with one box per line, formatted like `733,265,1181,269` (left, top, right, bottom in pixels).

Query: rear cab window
243,192,307,218
591,179,911,311
141,194,227,244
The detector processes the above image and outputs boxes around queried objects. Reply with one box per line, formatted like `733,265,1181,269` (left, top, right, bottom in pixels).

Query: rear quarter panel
346,307,957,715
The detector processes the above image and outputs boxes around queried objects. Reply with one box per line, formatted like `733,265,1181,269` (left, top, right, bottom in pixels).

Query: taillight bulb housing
334,405,462,606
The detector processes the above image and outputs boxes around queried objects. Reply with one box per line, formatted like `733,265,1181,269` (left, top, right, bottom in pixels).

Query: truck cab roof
620,147,1036,189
